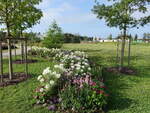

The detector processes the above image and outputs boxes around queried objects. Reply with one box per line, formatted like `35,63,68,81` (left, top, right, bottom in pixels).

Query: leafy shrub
59,76,107,112
42,21,64,49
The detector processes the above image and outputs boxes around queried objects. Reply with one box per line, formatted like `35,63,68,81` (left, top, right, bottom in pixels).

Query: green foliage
59,82,107,112
25,32,42,46
92,0,138,30
0,0,43,35
42,21,64,48
63,33,80,43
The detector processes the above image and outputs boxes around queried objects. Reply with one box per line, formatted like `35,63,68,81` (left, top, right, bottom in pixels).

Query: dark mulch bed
0,73,31,87
2,43,17,50
13,59,38,64
107,67,136,75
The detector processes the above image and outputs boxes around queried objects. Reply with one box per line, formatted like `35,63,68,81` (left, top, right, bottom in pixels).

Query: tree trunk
14,45,17,60
20,31,24,61
5,0,13,80
128,38,131,67
120,28,126,70
0,40,3,82
7,38,13,80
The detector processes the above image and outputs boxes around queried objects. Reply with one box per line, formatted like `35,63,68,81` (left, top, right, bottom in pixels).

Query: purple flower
48,105,56,111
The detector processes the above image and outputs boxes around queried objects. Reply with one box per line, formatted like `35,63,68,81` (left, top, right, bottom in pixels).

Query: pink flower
79,83,83,88
90,81,96,86
100,85,106,88
97,90,104,94
85,76,89,84
104,94,109,97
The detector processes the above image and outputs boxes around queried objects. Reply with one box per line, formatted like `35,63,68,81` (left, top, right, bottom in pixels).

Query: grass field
0,42,150,113
0,56,56,113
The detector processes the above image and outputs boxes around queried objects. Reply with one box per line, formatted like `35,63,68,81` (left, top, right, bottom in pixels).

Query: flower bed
32,47,108,112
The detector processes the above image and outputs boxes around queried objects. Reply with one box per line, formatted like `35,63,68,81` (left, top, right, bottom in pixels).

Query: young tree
0,0,20,79
93,0,138,70
0,0,42,79
134,34,138,41
43,21,64,48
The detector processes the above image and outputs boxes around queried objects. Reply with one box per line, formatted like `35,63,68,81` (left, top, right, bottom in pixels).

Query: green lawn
0,43,150,113
63,43,150,113
0,56,57,113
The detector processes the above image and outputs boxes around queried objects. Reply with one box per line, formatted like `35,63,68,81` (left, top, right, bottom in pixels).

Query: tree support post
24,40,28,76
116,38,120,64
128,38,131,66
0,39,3,82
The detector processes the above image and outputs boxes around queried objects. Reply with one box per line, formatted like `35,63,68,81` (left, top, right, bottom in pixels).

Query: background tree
134,34,138,41
143,33,150,42
93,0,139,70
25,32,42,48
42,21,64,48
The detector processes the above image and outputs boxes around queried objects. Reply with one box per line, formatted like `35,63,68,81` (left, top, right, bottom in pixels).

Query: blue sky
32,0,150,38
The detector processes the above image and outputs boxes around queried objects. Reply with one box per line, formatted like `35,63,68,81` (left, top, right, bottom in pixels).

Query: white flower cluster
35,47,92,92
37,64,66,92
55,50,91,76
31,46,62,57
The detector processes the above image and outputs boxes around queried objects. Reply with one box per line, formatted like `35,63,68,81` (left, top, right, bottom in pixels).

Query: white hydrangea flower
88,67,91,71
55,74,61,78
52,71,57,75
54,65,59,68
45,84,50,90
50,80,55,85
76,67,80,70
71,66,75,69
42,67,51,75
40,78,44,83
81,69,84,72
40,88,44,92
81,66,85,68
37,75,42,81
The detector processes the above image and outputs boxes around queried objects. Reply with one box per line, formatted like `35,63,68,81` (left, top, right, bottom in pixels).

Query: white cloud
40,2,96,25
33,0,97,33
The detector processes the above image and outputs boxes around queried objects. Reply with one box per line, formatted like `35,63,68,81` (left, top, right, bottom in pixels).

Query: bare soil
0,73,31,87
13,59,38,64
107,67,136,75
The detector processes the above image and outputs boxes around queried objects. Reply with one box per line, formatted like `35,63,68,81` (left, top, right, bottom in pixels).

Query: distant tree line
63,33,93,43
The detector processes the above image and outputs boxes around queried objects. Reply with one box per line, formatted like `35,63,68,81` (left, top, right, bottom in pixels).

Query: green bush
59,80,107,112
42,36,63,48
42,21,64,49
